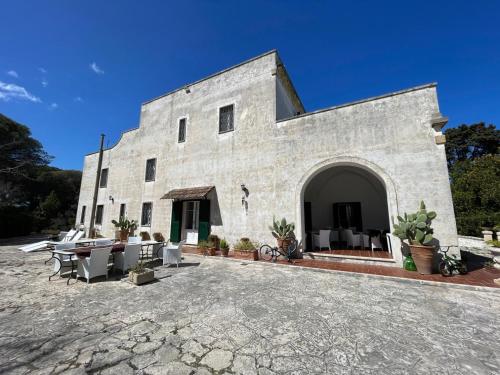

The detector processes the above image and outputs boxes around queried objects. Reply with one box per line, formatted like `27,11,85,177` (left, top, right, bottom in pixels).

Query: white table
163,243,182,267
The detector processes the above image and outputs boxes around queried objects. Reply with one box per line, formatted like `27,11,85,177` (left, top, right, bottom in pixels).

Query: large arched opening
299,160,395,259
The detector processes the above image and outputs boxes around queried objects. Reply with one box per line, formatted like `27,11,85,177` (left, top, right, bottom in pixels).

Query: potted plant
111,217,138,242
220,238,230,257
153,232,165,242
392,201,437,274
270,217,295,254
128,261,154,285
234,238,258,261
197,240,210,255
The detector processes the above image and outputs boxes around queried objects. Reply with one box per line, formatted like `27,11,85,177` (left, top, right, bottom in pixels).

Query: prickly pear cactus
392,201,436,245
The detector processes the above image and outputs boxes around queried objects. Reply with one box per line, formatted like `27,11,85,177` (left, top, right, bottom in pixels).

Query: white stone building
76,50,457,266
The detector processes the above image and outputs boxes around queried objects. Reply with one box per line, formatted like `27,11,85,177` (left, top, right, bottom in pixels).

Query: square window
95,205,104,225
80,206,86,224
145,159,156,182
119,204,126,219
219,104,234,133
178,118,186,143
100,168,108,188
141,202,152,226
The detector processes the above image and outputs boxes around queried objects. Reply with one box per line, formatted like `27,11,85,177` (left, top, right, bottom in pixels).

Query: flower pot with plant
270,217,295,256
197,240,216,255
111,217,138,242
220,238,230,257
208,234,220,255
392,201,437,275
128,262,154,285
234,238,258,260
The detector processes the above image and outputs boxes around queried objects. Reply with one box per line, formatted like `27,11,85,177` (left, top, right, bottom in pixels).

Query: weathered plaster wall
76,51,458,264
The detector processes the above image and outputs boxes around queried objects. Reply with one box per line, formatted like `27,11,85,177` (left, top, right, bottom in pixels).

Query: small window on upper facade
119,203,126,219
219,104,234,133
178,118,186,143
80,206,86,224
145,159,156,182
100,168,108,188
141,202,152,226
95,205,104,225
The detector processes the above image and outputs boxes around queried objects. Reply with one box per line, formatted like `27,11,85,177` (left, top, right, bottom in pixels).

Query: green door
198,200,210,241
170,201,183,242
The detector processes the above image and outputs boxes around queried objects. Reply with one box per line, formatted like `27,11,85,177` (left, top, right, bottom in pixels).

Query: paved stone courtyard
0,245,499,374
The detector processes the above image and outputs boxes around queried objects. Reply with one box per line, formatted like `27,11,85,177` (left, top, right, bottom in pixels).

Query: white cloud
48,102,58,110
89,62,104,74
74,96,84,102
38,67,47,74
0,81,41,103
6,70,18,78
41,78,48,87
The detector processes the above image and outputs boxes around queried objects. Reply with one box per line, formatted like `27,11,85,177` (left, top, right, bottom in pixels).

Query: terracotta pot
198,247,206,255
238,250,259,261
277,238,291,253
208,247,217,256
119,229,129,242
129,268,154,285
410,244,435,274
221,248,229,257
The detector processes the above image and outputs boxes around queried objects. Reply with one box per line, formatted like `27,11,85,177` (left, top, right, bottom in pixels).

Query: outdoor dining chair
163,240,186,267
345,229,361,249
313,230,332,252
77,247,112,284
371,235,384,252
114,244,141,274
127,236,141,244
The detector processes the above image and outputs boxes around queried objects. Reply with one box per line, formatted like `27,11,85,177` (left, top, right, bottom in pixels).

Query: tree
445,123,500,236
445,123,499,167
0,113,51,176
0,113,82,237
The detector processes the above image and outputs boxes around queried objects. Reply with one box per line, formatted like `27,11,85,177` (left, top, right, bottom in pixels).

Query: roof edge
85,127,139,156
142,49,278,106
276,82,438,123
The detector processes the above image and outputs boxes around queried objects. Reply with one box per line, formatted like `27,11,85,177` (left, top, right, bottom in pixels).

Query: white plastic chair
128,236,141,244
163,240,186,267
361,234,370,249
313,230,332,251
371,235,384,252
385,233,393,255
77,247,112,284
114,244,141,274
51,243,78,277
345,229,361,249
330,231,339,243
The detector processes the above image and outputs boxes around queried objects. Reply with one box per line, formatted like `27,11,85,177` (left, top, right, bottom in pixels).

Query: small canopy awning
161,186,215,201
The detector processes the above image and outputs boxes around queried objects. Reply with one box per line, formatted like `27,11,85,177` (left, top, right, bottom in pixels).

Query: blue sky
1,0,499,170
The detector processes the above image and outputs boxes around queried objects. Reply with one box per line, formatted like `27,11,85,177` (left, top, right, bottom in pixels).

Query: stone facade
76,50,458,264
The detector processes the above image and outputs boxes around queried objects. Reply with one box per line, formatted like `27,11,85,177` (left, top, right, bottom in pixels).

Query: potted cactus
220,238,230,257
392,201,437,274
270,217,295,254
111,217,138,242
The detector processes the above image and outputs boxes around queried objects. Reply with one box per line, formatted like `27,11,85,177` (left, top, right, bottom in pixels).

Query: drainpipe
89,134,105,238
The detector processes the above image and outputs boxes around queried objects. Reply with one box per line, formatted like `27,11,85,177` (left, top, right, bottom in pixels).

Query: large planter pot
198,247,207,255
208,247,217,256
220,248,229,257
238,250,259,261
129,268,154,285
410,244,435,274
119,229,129,242
277,238,291,253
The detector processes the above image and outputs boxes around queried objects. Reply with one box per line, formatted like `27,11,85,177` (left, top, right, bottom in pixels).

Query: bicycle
439,246,467,277
259,240,298,263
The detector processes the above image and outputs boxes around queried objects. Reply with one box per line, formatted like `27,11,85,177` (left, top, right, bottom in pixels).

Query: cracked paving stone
232,354,258,375
146,361,195,375
155,344,180,364
131,352,158,370
100,361,134,375
200,349,234,371
89,349,131,371
181,339,208,357
133,340,162,355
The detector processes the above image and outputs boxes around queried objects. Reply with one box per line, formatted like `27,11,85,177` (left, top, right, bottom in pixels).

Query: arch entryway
295,157,402,262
